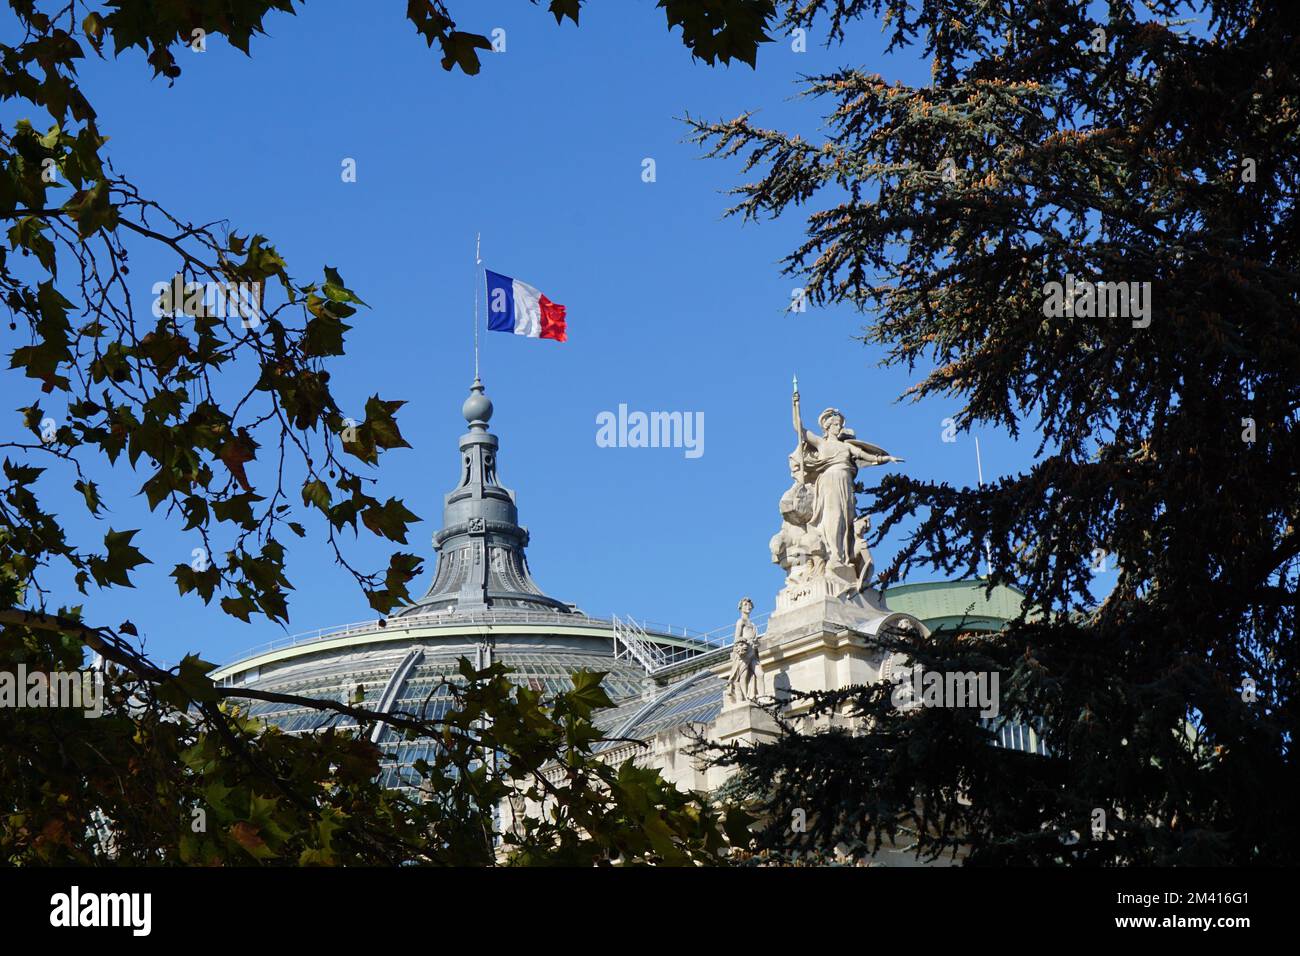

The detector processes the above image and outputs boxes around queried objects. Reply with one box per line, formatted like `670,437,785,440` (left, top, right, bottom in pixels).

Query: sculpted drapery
779,383,902,593
725,597,762,703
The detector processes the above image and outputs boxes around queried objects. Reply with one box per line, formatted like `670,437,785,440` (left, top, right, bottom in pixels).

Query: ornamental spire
396,379,572,616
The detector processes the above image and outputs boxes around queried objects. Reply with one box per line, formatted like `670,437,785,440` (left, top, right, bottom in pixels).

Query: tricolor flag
485,269,567,342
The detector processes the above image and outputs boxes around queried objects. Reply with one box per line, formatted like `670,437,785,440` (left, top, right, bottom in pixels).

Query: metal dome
213,379,721,792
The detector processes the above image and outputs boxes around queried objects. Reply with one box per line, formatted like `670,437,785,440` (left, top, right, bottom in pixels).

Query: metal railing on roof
218,605,749,670
613,611,771,675
612,615,669,671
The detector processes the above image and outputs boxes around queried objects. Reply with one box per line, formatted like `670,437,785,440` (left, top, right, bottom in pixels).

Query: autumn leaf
218,428,258,492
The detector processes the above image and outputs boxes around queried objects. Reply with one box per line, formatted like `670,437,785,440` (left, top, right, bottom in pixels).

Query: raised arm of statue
791,387,815,483
791,390,823,453
847,440,904,467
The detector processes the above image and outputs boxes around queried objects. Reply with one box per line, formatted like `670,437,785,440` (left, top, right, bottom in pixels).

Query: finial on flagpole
473,232,482,382
792,373,798,394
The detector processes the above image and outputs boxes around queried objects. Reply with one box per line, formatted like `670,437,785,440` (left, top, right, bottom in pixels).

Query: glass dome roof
215,381,724,792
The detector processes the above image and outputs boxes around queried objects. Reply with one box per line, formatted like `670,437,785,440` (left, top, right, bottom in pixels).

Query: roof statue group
770,376,903,603
727,379,904,705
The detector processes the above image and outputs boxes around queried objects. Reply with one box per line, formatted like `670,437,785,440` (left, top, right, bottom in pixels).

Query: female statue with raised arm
791,381,903,578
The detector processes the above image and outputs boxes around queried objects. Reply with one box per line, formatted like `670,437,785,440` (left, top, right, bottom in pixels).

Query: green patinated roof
884,579,1031,633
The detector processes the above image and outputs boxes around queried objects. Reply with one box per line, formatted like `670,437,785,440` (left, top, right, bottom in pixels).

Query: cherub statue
849,514,875,595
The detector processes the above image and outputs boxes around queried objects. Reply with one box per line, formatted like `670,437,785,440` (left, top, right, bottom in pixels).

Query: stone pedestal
712,700,781,747
760,594,929,716
695,700,782,790
774,574,884,615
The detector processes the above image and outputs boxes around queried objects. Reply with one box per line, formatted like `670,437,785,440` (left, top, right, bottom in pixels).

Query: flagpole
975,436,993,579
473,233,482,382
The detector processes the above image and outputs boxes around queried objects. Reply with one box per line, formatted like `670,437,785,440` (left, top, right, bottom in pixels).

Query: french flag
486,269,567,343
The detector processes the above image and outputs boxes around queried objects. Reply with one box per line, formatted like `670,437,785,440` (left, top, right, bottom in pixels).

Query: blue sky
5,1,1094,666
